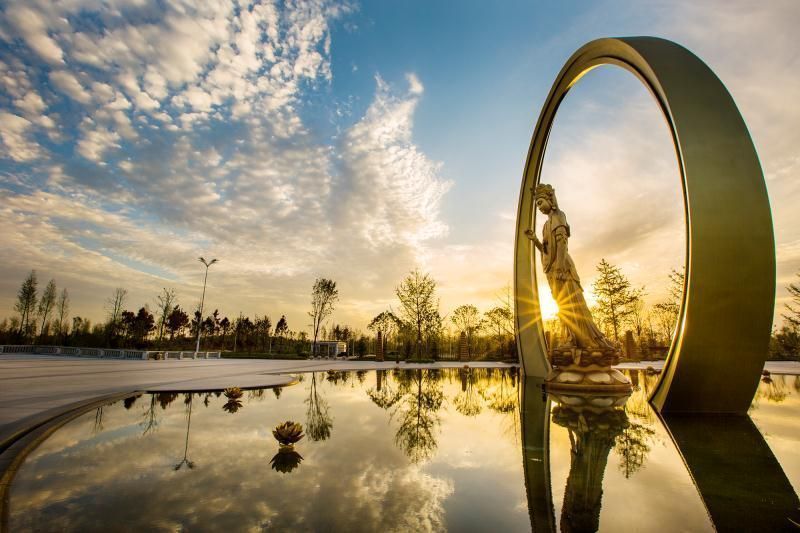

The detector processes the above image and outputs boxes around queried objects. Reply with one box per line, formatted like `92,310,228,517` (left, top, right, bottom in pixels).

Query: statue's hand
525,229,542,249
555,268,569,281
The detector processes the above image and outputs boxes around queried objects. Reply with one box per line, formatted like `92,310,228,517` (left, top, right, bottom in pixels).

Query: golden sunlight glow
537,284,559,319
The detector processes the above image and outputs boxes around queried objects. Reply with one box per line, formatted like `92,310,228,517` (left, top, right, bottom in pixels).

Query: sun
537,285,559,320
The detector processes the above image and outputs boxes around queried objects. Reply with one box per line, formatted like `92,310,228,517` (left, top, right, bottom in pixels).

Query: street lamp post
195,256,218,356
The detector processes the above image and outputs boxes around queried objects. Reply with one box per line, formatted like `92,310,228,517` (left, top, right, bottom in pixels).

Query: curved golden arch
514,37,775,413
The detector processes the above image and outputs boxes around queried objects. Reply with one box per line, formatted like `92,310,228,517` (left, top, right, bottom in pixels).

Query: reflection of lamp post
174,395,195,471
195,257,218,356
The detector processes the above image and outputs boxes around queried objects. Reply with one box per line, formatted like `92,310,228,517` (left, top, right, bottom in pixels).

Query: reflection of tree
367,370,402,410
174,394,195,470
764,376,788,403
93,406,104,434
752,375,790,406
482,369,517,414
453,368,482,416
614,422,656,478
248,388,265,400
141,395,159,435
157,392,179,410
392,369,444,463
123,395,138,410
481,369,520,445
326,370,349,385
306,373,333,441
622,370,659,425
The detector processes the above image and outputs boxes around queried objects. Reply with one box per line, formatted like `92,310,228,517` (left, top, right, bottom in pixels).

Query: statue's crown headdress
533,183,556,204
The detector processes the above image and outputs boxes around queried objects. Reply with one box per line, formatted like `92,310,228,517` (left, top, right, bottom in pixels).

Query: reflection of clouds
14,370,795,531
749,375,800,494
9,372,496,531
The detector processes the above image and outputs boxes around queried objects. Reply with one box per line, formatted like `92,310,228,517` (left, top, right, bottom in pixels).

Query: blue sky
0,0,798,333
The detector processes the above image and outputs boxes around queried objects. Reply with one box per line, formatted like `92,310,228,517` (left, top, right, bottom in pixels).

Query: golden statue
526,184,630,392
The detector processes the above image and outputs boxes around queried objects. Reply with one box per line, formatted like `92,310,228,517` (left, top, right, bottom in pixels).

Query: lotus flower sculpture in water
273,421,305,450
223,387,244,399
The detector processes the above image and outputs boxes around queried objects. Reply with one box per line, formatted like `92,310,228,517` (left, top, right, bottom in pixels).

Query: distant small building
315,341,347,357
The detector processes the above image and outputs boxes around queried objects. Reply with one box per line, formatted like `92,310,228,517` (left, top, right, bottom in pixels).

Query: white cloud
14,90,47,115
406,73,424,95
49,70,92,104
76,120,121,162
338,75,451,252
5,5,64,64
0,112,41,162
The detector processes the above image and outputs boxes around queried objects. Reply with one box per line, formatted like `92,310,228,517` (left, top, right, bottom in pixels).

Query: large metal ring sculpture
514,37,775,413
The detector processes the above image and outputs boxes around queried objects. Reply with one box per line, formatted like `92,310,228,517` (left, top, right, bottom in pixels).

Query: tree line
365,270,516,361
553,260,800,361
0,271,311,354
2,265,797,360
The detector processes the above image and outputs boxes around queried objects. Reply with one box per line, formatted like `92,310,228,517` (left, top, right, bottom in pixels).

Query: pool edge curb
0,391,140,532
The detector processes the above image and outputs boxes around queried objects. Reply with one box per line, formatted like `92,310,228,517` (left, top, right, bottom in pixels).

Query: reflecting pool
7,369,800,531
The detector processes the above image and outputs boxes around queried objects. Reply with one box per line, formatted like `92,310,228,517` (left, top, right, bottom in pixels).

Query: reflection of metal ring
514,37,774,413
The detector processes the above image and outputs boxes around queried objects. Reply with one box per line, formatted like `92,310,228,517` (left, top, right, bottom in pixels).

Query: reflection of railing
0,345,221,360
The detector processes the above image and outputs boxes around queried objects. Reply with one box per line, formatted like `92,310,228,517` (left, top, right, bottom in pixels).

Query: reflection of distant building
315,341,347,357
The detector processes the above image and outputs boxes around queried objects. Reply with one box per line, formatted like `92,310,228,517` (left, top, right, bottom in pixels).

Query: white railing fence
0,345,222,360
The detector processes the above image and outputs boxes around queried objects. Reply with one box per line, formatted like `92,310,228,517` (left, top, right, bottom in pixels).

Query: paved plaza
0,355,519,430
1,354,798,434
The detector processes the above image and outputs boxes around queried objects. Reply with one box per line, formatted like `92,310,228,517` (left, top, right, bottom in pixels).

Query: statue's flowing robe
542,210,612,350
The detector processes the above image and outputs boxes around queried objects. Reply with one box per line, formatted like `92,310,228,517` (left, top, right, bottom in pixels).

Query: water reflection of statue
551,397,629,533
526,184,630,392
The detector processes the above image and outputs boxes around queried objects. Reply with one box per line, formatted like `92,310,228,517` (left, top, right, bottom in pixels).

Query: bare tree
484,306,513,354
106,288,128,345
37,279,57,340
783,270,800,329
155,287,177,346
368,310,401,353
54,288,70,342
309,278,338,355
650,268,685,344
396,269,439,359
14,270,38,339
628,295,647,340
451,304,480,356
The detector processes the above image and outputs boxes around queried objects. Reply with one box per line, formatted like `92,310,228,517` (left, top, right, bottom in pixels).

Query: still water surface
8,369,800,531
